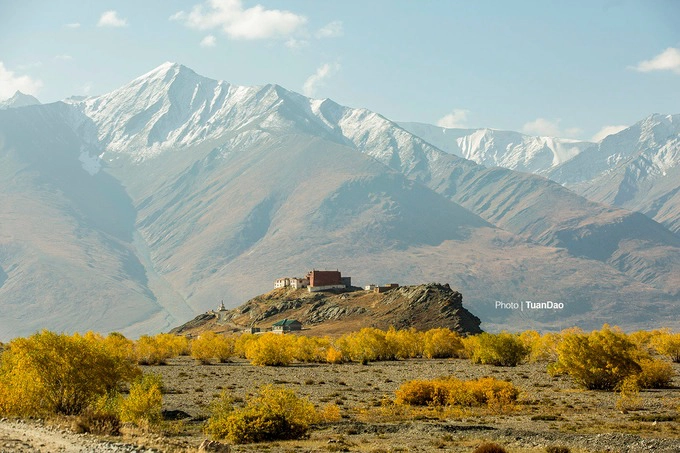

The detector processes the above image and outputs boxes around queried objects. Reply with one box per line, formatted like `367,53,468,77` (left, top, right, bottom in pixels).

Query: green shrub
0,330,139,416
468,332,529,366
205,385,317,443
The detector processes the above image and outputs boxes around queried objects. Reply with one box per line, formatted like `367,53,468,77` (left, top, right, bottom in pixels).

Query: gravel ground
2,357,679,452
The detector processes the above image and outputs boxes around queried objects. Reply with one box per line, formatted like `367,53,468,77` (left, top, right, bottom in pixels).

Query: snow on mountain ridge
399,122,593,175
73,62,468,180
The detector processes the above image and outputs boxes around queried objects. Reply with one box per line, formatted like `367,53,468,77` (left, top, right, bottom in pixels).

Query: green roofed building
271,319,302,332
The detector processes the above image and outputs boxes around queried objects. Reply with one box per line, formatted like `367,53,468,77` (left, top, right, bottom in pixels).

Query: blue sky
0,0,678,141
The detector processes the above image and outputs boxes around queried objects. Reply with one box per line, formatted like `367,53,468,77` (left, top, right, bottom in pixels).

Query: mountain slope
0,103,183,339
549,114,680,235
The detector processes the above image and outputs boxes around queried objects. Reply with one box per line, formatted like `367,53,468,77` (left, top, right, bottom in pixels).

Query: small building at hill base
271,319,302,333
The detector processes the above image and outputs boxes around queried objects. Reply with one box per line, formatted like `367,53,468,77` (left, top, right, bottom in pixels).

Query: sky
0,0,679,142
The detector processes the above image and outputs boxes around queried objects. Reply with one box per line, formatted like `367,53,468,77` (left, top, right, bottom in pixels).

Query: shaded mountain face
1,62,679,339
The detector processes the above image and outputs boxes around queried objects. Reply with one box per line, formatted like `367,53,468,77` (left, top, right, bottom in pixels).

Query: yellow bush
336,328,394,363
244,333,294,366
118,373,163,427
520,330,560,362
0,330,139,416
293,336,330,363
191,332,235,364
395,376,519,411
234,334,256,358
636,358,674,389
325,346,344,364
652,331,680,363
550,325,642,390
155,333,190,357
616,375,642,412
422,328,463,359
385,327,423,359
205,385,317,444
134,335,174,365
468,332,529,366
318,403,342,422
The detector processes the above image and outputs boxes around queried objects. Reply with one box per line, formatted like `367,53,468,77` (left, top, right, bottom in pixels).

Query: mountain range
0,62,678,340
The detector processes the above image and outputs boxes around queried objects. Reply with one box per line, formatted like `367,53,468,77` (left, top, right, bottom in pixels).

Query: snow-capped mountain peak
0,91,41,110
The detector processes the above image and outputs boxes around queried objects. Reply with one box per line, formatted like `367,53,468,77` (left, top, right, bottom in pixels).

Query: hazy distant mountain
1,63,679,339
0,91,41,110
400,117,680,239
399,122,593,175
548,114,680,235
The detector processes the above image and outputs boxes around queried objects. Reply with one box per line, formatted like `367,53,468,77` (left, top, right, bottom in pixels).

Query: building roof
272,318,301,326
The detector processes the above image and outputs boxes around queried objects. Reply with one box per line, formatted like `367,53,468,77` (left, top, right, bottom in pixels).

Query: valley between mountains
1,62,679,339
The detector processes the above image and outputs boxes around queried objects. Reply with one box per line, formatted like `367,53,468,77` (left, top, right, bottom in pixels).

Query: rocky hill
170,283,482,337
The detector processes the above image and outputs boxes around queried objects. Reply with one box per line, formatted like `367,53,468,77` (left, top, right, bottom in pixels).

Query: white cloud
80,82,93,95
303,62,339,97
0,62,43,100
633,47,680,74
65,22,81,29
591,125,628,142
54,54,73,62
436,109,469,129
200,35,217,47
285,38,309,49
97,10,128,28
171,0,306,40
316,20,343,38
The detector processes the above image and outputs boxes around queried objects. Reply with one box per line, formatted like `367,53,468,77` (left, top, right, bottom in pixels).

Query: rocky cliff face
170,283,482,336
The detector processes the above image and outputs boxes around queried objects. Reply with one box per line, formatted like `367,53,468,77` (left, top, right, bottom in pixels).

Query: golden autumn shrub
134,335,173,365
395,376,519,411
550,325,642,390
336,328,394,363
191,332,235,364
118,373,163,427
385,327,423,359
468,332,529,366
244,333,295,366
636,358,674,389
0,330,139,416
205,385,317,444
651,331,680,363
422,328,463,359
293,335,330,363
